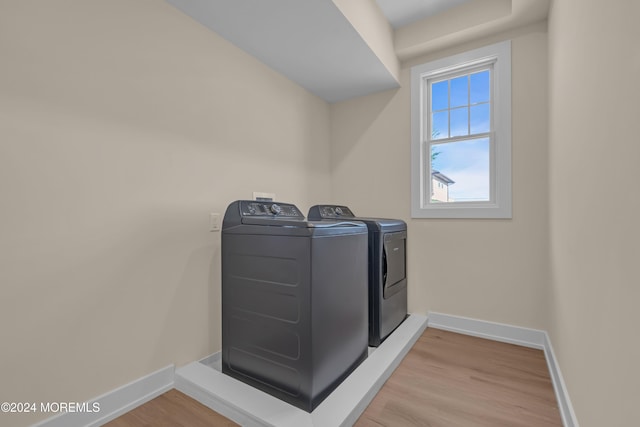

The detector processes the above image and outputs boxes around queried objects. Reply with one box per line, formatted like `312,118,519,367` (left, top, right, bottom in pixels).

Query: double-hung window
411,41,511,218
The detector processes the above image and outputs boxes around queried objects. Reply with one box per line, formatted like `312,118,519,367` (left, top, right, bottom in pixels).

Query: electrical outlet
209,213,220,232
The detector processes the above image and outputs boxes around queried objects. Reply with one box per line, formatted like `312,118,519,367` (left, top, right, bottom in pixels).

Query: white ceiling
375,0,472,29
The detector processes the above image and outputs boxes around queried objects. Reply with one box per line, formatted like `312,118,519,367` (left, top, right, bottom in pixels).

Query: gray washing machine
221,200,368,412
308,205,408,347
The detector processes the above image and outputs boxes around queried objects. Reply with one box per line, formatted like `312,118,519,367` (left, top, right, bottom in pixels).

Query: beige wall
0,1,330,425
548,1,640,426
330,23,550,330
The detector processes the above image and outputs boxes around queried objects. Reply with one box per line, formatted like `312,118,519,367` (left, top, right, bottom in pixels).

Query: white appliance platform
174,313,427,427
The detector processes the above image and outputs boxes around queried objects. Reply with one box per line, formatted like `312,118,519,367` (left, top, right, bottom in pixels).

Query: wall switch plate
253,192,276,201
209,213,220,232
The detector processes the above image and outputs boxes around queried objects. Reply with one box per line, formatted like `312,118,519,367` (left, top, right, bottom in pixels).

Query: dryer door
382,230,407,298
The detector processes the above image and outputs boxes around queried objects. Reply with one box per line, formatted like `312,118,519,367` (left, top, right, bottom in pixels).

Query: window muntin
430,69,491,141
426,66,493,204
410,40,511,219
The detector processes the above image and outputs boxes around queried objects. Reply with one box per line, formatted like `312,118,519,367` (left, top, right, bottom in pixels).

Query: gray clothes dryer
308,205,408,347
221,200,368,412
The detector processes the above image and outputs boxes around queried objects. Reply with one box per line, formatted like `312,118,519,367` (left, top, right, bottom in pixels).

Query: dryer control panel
308,205,355,219
240,201,303,218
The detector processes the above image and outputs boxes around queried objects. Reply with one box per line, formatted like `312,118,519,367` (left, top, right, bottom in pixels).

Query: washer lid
307,204,406,231
240,217,363,228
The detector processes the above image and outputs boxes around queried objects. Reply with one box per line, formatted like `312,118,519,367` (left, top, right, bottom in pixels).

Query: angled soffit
165,0,400,103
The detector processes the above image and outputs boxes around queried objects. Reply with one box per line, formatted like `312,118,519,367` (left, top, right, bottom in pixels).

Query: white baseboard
541,334,580,427
427,312,579,427
427,311,546,349
32,365,174,427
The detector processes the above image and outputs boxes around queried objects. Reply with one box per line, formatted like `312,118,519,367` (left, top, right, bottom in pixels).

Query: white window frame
411,40,512,219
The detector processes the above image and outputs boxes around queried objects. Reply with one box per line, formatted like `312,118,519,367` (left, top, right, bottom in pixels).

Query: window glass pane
431,80,448,111
470,104,490,134
450,107,468,137
430,138,490,202
470,70,490,104
431,111,448,139
450,75,468,108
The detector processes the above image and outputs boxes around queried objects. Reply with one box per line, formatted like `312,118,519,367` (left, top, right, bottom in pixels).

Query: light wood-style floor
105,328,562,427
103,388,239,427
355,328,562,426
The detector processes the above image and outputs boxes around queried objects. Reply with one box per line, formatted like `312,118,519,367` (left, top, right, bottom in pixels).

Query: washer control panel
310,205,355,219
240,201,303,219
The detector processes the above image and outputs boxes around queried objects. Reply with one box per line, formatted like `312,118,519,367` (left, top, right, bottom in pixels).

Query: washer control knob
270,204,282,215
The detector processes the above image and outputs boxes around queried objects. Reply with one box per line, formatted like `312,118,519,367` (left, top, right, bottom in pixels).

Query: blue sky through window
430,69,491,201
432,139,489,201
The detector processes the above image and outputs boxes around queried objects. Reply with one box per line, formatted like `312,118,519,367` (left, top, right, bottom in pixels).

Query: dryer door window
383,231,407,298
